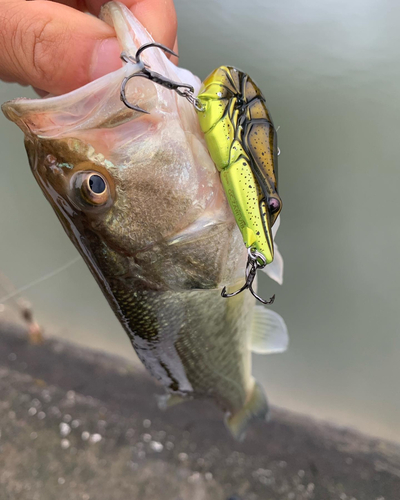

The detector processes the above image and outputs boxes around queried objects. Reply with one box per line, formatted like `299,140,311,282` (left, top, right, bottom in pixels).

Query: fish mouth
1,2,201,139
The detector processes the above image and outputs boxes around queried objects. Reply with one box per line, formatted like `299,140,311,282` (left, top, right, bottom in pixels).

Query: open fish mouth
2,2,201,140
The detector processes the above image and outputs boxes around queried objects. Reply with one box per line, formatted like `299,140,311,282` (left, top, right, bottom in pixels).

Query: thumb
0,1,122,95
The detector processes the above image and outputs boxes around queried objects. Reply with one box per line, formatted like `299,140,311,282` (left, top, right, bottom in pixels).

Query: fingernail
90,38,122,82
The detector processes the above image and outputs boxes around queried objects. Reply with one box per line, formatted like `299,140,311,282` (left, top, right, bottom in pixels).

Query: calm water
0,0,399,442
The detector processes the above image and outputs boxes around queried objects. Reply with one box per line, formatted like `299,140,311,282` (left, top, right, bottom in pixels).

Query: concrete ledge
0,322,399,500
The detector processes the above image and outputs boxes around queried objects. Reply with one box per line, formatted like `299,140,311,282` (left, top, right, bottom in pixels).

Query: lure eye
268,197,281,214
77,172,109,206
235,97,244,108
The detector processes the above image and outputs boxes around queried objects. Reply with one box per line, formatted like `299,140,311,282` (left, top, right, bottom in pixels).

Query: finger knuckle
0,5,24,78
29,16,59,82
0,4,66,87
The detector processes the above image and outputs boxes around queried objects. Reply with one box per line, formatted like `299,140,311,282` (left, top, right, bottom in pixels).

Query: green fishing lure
119,44,282,302
196,66,281,265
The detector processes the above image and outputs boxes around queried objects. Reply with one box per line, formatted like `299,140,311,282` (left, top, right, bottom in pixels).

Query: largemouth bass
2,2,287,439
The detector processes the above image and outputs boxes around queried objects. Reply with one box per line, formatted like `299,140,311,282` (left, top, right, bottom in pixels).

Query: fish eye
268,197,281,214
89,174,106,194
76,172,109,206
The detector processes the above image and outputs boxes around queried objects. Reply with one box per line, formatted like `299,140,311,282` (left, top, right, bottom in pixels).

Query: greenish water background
0,0,399,442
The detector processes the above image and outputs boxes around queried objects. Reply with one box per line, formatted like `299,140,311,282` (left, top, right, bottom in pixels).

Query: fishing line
0,256,81,304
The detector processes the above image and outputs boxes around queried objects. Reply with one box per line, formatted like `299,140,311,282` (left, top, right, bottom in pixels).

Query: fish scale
110,285,253,412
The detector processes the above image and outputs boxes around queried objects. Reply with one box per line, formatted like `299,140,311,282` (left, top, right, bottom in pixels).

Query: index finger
57,0,177,53
0,0,178,95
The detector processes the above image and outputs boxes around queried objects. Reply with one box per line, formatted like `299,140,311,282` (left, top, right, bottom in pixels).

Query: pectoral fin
225,380,269,441
251,306,288,354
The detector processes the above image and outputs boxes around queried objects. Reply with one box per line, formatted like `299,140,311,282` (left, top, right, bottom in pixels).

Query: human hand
0,0,177,95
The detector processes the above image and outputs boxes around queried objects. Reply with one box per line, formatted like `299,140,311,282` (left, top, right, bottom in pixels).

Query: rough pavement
0,322,399,500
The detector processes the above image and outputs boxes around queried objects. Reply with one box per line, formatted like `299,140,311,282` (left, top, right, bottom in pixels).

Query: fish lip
2,2,201,138
0,2,161,135
0,63,132,138
2,99,34,137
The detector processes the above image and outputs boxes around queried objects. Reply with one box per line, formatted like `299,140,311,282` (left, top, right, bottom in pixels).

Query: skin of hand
0,0,178,95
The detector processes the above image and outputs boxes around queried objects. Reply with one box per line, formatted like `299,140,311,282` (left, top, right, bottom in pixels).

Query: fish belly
109,283,255,415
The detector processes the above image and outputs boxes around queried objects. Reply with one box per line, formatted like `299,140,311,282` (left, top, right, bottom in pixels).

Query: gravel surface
0,322,399,500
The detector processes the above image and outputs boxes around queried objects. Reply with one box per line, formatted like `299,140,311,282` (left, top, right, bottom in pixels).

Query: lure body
196,66,282,264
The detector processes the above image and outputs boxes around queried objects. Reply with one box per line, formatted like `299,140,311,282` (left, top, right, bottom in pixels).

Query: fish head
2,2,246,290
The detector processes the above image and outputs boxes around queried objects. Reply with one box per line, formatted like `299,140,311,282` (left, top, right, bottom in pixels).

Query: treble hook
120,42,202,113
221,248,275,305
